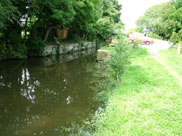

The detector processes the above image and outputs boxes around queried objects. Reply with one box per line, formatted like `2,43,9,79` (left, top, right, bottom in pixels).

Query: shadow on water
0,49,102,136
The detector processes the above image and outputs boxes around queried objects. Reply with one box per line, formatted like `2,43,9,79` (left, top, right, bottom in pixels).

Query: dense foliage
136,0,182,43
0,0,122,60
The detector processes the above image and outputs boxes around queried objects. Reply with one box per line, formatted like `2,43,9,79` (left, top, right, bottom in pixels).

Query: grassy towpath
156,49,182,88
94,47,182,136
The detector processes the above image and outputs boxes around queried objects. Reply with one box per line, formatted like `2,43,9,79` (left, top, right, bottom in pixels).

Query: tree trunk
43,27,57,42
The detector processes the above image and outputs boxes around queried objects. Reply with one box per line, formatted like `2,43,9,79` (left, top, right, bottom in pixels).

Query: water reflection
0,51,100,136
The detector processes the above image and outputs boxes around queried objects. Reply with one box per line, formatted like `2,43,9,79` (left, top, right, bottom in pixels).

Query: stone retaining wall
42,48,96,66
42,42,96,56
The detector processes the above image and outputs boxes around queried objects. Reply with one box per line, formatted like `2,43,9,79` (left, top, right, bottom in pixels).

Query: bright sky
118,0,170,29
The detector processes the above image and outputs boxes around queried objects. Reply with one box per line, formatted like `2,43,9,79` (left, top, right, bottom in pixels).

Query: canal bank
0,41,101,61
42,41,97,57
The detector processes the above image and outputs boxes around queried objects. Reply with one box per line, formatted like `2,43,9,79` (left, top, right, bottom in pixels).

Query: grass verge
158,48,182,76
94,48,182,136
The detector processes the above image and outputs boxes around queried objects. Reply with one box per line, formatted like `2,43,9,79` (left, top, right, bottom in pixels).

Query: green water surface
0,53,101,136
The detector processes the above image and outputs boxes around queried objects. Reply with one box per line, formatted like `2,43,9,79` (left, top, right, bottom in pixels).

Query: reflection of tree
0,60,44,136
20,68,39,104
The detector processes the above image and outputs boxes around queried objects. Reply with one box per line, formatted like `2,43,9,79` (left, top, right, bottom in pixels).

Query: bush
8,29,22,44
102,24,131,82
130,39,140,49
170,32,179,44
27,38,46,56
148,33,163,40
0,44,7,60
0,43,27,60
95,24,131,105
10,43,27,59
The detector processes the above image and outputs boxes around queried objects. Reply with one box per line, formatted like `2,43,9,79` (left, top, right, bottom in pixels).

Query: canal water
0,51,101,136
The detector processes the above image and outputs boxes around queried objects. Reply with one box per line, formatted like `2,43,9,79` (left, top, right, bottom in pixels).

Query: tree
0,0,18,33
103,0,122,23
95,0,122,40
0,0,123,59
136,1,180,40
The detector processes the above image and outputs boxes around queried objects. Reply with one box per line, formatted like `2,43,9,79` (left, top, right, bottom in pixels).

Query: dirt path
142,39,182,87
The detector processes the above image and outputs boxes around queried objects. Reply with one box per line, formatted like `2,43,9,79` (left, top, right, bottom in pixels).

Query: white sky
118,0,170,29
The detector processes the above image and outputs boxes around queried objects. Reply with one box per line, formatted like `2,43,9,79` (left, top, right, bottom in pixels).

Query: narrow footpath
143,39,182,87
